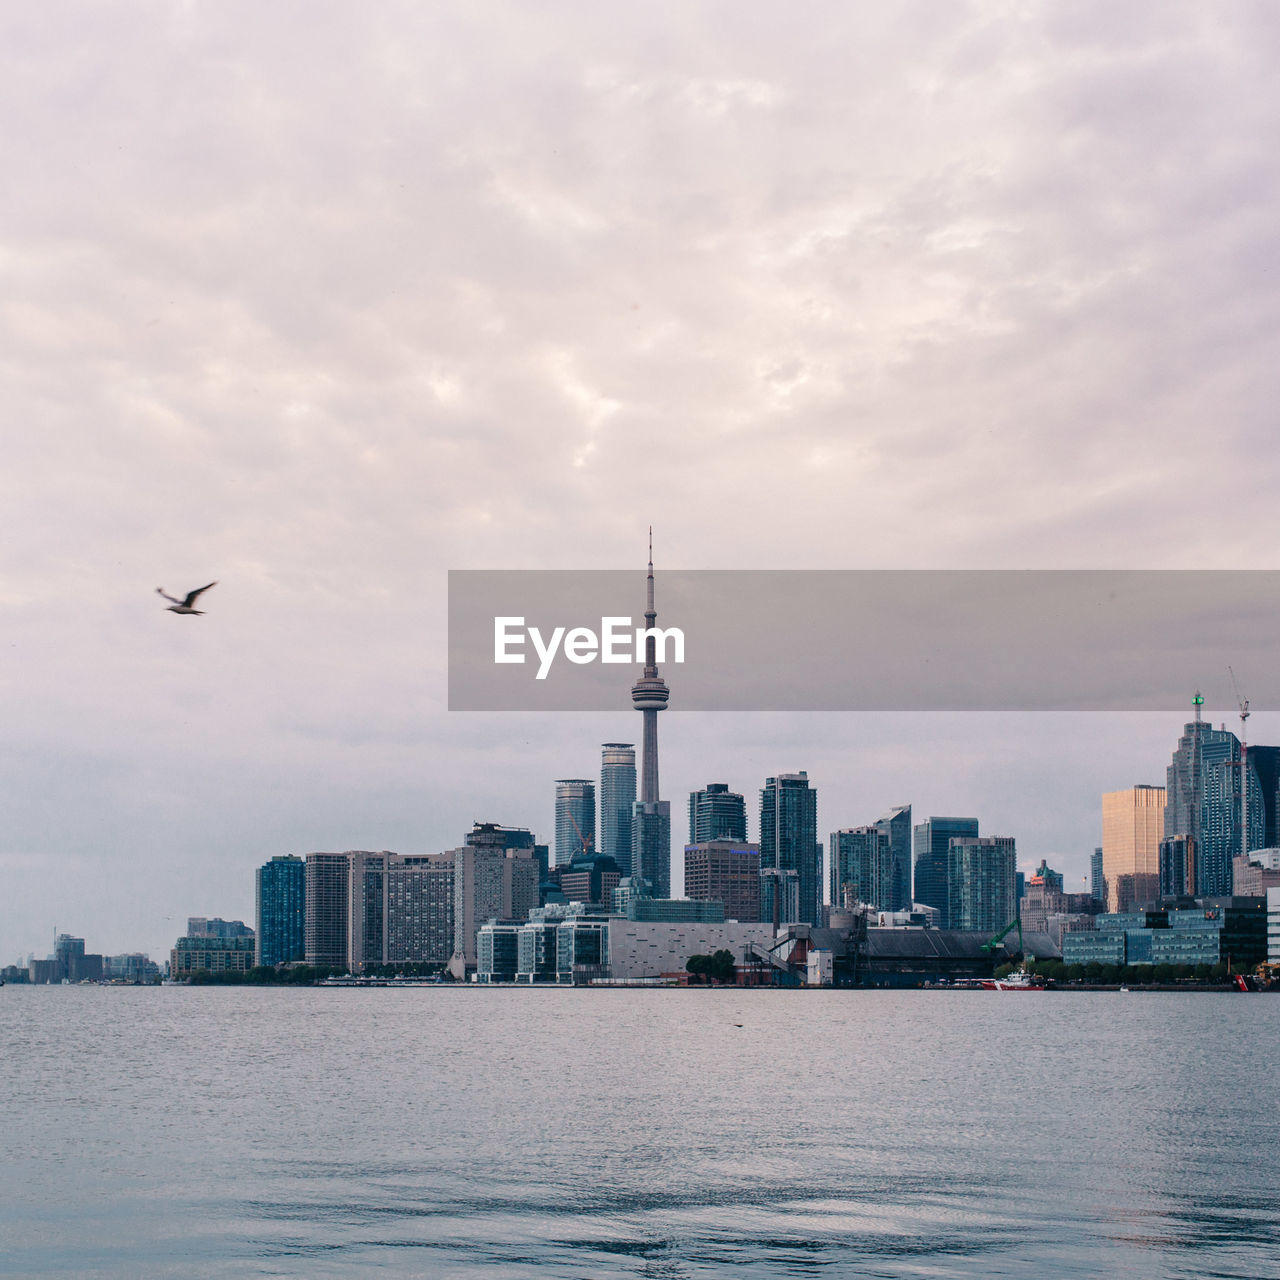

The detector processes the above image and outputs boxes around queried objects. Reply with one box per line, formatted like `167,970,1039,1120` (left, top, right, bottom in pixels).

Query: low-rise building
170,934,256,977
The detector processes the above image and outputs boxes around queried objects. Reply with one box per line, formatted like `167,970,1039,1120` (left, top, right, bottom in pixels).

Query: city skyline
6,3,1280,963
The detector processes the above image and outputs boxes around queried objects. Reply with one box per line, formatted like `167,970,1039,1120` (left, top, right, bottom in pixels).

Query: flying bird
156,582,217,614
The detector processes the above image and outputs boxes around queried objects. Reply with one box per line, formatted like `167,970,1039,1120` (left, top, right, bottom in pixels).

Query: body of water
2,986,1278,1278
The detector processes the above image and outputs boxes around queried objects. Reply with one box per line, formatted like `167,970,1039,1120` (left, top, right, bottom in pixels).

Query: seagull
156,582,217,615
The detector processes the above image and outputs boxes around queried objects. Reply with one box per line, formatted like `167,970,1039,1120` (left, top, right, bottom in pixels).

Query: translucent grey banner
448,570,1279,711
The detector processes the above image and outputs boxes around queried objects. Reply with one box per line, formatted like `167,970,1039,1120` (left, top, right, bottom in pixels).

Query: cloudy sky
4,1,1279,961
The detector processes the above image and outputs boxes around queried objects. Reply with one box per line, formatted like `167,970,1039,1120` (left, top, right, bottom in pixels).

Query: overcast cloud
4,2,1279,960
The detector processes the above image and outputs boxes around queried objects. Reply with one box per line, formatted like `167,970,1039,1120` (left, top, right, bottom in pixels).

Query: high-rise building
947,836,1017,934
347,851,390,972
830,826,891,911
256,854,305,967
631,533,672,899
1090,846,1105,904
689,783,748,844
449,823,542,974
1102,786,1165,911
913,817,979,924
305,853,351,967
600,744,636,874
876,804,913,911
555,780,595,867
684,840,761,921
384,854,455,966
759,867,801,928
760,772,820,925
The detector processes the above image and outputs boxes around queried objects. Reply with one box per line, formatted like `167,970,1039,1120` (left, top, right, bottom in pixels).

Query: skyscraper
829,826,891,911
947,836,1017,933
1163,694,1272,898
684,840,761,921
304,853,350,967
876,804,912,911
913,817,979,924
760,772,820,925
631,533,672,899
1102,786,1165,911
449,822,541,975
600,744,636,874
1090,846,1105,904
256,854,305,967
689,783,748,844
554,779,595,867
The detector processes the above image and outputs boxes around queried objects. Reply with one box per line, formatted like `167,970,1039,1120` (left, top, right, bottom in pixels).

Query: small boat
981,969,1049,991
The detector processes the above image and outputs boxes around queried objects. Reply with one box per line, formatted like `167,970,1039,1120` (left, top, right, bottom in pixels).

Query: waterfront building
170,934,255,977
384,854,455,966
103,954,160,983
186,917,253,939
476,920,524,983
1102,786,1165,911
631,534,672,899
1268,887,1280,964
256,855,305,967
554,779,595,867
449,823,541,975
876,804,913,911
946,836,1016,934
913,817,979,925
759,866,801,928
346,851,392,971
760,772,821,924
1091,846,1106,903
689,783,748,844
684,841,761,921
28,935,104,983
305,853,351,967
1233,850,1280,897
600,744,636,874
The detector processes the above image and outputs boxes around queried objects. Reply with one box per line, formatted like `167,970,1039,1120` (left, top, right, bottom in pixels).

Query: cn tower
631,527,669,800
630,529,671,896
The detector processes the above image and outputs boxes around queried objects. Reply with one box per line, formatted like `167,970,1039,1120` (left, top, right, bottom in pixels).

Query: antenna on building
1229,667,1250,866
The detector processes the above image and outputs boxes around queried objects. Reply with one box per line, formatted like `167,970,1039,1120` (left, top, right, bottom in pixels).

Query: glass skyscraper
600,744,636,875
555,779,596,868
256,854,305,967
689,783,747,844
876,804,912,911
947,836,1016,933
913,816,979,925
760,772,820,925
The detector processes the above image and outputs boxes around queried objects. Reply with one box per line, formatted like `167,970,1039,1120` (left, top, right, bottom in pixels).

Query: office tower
600,744,636,874
305,853,351,967
450,822,542,973
555,779,596,867
186,917,253,939
632,534,672,899
1102,786,1165,911
830,826,891,911
947,836,1017,933
256,854,305,967
689,783,748,844
1090,846,1105,903
760,772,821,925
384,854,455,966
684,840,761,921
913,816,979,924
876,804,913,911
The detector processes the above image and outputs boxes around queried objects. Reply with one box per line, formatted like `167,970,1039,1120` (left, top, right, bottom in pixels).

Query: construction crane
981,916,1023,957
1229,666,1250,865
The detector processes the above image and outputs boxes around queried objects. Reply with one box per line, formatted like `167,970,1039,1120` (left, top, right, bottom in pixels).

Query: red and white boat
981,969,1049,991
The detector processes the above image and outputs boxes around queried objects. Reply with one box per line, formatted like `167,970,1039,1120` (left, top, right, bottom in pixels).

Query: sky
4,1,1280,962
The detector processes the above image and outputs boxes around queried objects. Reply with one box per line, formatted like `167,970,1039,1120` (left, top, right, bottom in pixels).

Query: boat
981,969,1049,991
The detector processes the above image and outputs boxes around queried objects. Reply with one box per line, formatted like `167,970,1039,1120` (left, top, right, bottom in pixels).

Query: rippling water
2,986,1278,1278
